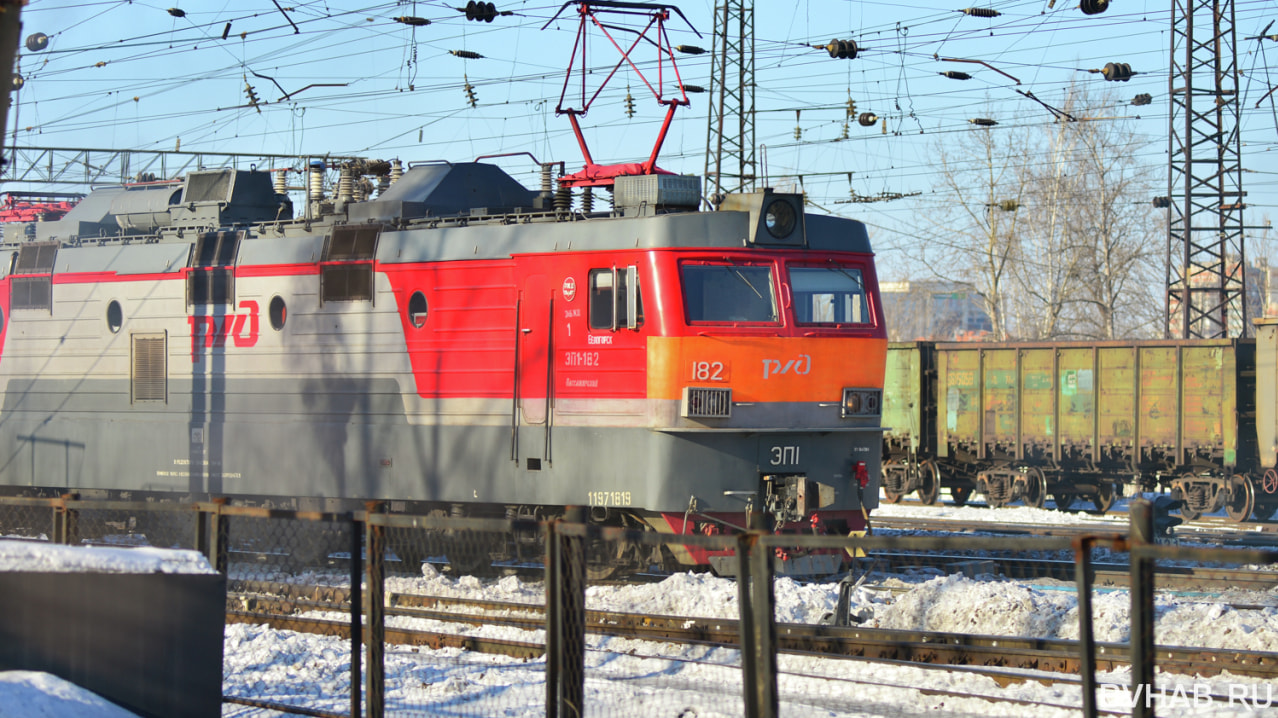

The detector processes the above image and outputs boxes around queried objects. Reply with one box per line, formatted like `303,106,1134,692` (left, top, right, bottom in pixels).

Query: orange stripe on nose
648,337,886,402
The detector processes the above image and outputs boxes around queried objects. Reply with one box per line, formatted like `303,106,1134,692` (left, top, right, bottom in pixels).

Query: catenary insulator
858,112,877,127
624,90,635,118
167,8,186,18
273,169,287,195
465,1,498,22
25,33,48,52
11,74,22,90
941,71,973,80
675,45,706,54
961,8,1001,17
1079,0,1109,14
1152,196,1171,208
451,50,484,59
394,16,430,26
997,199,1019,211
969,117,998,126
839,122,849,140
823,39,858,60
1132,93,1152,106
1099,62,1134,81
682,84,705,93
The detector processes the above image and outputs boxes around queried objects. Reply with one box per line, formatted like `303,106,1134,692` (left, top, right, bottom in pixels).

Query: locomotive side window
680,263,777,324
588,266,643,330
790,265,871,325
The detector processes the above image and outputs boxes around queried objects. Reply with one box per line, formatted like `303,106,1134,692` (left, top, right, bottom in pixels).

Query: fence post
1074,536,1097,718
364,503,385,718
737,531,777,718
59,493,80,546
200,498,230,574
1129,499,1155,718
350,512,365,718
545,507,586,718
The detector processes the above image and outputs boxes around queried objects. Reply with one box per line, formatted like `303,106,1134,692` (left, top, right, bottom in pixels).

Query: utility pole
703,1,755,200
1166,0,1247,338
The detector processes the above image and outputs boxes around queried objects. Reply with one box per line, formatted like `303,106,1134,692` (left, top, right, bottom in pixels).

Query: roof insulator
675,45,706,55
1080,0,1109,14
941,71,973,80
167,8,186,18
450,50,484,59
394,16,431,26
969,117,998,126
961,8,1001,17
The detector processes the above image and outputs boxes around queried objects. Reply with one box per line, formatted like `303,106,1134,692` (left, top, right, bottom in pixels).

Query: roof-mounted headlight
763,198,797,239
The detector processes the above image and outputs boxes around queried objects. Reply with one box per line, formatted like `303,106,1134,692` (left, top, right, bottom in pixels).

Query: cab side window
588,266,643,330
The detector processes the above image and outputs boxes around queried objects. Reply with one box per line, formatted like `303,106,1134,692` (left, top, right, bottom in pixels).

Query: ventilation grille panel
682,386,732,418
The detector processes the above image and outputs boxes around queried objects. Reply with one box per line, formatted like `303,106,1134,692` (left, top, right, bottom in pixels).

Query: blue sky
8,0,1278,278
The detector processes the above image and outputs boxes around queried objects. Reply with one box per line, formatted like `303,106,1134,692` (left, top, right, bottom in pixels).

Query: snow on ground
0,539,217,574
0,672,141,718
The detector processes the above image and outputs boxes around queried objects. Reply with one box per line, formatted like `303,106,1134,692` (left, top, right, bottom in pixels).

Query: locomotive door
518,274,553,426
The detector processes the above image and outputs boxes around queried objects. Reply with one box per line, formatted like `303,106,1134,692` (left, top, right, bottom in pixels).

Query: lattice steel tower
1166,0,1247,338
703,0,756,198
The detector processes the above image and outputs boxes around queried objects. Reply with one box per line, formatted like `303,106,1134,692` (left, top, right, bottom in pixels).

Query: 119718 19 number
587,491,632,506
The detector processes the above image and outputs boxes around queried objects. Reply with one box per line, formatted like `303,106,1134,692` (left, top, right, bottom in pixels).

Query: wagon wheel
1171,486,1202,522
916,460,941,505
1088,483,1116,515
1022,467,1047,509
1052,493,1075,512
949,485,973,506
881,459,904,504
1224,474,1256,523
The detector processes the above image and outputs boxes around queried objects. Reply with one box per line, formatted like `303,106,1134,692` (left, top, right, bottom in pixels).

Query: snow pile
0,671,139,718
0,539,216,574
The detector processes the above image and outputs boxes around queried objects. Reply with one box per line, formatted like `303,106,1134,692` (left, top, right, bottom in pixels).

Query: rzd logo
761,354,811,379
189,300,259,361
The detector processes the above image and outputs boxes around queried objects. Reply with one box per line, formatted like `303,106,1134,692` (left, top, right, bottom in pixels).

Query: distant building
879,280,992,341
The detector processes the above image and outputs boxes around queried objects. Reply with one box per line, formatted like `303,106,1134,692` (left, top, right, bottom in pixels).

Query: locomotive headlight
841,388,881,417
763,199,797,238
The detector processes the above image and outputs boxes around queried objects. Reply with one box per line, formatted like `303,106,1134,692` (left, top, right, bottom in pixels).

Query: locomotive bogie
0,163,888,572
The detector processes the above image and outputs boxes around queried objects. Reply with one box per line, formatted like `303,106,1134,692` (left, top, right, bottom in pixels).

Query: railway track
224,579,1278,685
872,514,1278,548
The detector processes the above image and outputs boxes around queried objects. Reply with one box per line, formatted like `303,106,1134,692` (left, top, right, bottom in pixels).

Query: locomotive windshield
680,263,778,323
790,265,872,325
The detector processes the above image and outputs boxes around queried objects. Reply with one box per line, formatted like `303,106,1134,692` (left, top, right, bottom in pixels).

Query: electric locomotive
0,160,887,574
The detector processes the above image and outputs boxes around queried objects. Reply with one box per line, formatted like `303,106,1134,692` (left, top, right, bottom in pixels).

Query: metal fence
0,495,1276,718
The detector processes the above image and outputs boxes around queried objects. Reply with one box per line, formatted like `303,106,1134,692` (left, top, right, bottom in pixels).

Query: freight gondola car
882,339,1278,522
0,161,888,574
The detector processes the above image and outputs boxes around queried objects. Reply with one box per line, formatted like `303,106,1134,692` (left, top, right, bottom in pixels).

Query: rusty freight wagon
882,339,1277,522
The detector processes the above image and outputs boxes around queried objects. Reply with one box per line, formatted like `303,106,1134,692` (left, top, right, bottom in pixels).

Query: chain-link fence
3,496,1278,718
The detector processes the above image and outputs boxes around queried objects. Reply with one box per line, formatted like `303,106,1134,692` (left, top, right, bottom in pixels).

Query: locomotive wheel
1022,468,1046,509
1224,474,1256,523
1089,484,1116,515
1171,487,1202,522
916,461,941,505
1052,493,1075,511
949,486,973,506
